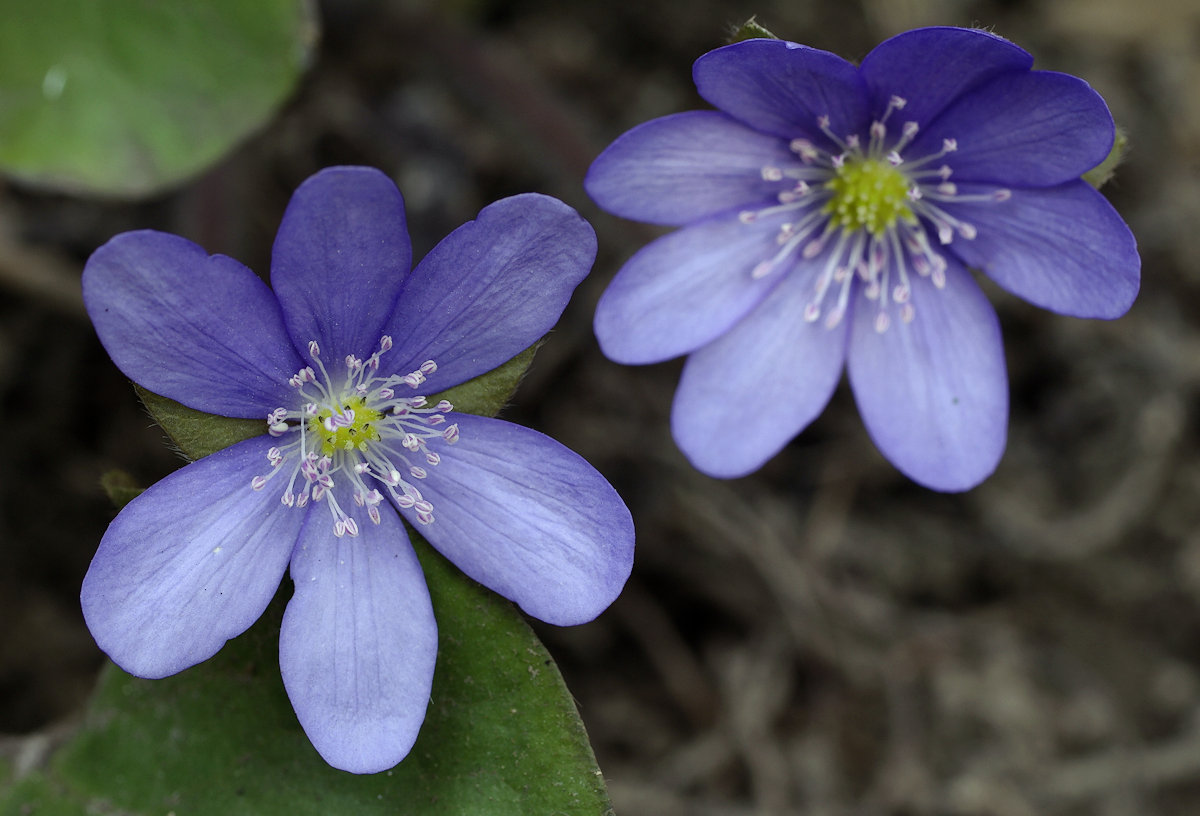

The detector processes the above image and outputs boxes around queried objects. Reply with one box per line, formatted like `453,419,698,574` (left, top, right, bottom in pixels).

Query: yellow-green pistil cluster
309,396,382,456
823,159,915,236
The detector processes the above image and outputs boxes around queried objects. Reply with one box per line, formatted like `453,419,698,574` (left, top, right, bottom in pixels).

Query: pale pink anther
252,344,462,533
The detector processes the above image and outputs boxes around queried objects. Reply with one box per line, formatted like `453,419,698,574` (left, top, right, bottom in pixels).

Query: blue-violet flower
81,166,635,773
586,26,1140,490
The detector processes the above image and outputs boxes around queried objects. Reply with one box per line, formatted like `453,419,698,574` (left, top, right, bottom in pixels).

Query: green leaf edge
1084,126,1128,189
0,0,320,198
730,15,780,42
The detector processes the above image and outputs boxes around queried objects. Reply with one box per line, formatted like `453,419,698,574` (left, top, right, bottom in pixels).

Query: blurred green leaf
99,469,143,509
731,15,780,42
0,0,317,197
1083,126,1128,189
0,542,611,815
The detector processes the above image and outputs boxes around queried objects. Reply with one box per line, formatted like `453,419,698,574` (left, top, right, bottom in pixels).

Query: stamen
732,103,1001,346
251,337,462,534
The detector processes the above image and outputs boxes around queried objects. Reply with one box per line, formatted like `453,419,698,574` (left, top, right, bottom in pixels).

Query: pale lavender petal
945,181,1140,318
384,194,595,391
83,230,302,417
401,414,633,627
594,212,795,364
913,71,1115,186
693,38,869,144
280,493,436,774
586,111,796,225
272,167,412,363
860,27,1032,129
81,436,305,678
847,260,1008,492
671,260,850,478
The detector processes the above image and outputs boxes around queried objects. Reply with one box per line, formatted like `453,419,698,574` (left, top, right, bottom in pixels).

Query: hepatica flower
81,166,634,773
587,27,1140,490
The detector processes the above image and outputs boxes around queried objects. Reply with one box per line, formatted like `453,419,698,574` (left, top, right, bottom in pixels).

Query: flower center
251,336,460,537
309,396,383,456
823,159,914,236
735,95,1010,334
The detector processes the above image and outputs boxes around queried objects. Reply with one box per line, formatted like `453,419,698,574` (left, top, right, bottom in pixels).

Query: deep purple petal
81,436,304,678
594,213,794,364
280,494,436,774
586,111,796,226
693,39,869,144
401,414,633,626
272,167,412,363
945,181,1140,318
83,231,302,417
912,71,1115,186
384,194,595,391
671,262,850,477
860,27,1033,130
848,261,1008,491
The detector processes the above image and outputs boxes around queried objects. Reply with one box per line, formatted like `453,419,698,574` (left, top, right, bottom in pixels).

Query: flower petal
847,261,1008,491
671,262,850,478
945,181,1140,318
585,111,797,226
80,436,304,678
860,27,1033,130
272,166,412,362
913,70,1115,186
82,230,302,417
693,38,869,144
403,414,634,626
594,213,794,364
280,494,436,774
384,194,596,390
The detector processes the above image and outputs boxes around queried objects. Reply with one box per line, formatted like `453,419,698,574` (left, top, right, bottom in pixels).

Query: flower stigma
309,395,382,456
823,159,915,236
737,96,1011,333
250,335,460,537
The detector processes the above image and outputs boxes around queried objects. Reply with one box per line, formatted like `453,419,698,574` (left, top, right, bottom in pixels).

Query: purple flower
586,27,1140,490
81,166,634,773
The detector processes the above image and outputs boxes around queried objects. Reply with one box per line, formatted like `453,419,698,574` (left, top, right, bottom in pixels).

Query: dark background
2,0,1197,813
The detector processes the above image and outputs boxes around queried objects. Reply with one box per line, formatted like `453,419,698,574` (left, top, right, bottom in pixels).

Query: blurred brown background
2,0,1198,813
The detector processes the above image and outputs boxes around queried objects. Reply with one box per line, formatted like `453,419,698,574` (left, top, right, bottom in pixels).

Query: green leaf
0,0,316,197
99,469,144,510
429,342,539,417
135,384,264,461
1083,126,1128,189
730,15,780,42
0,540,612,816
